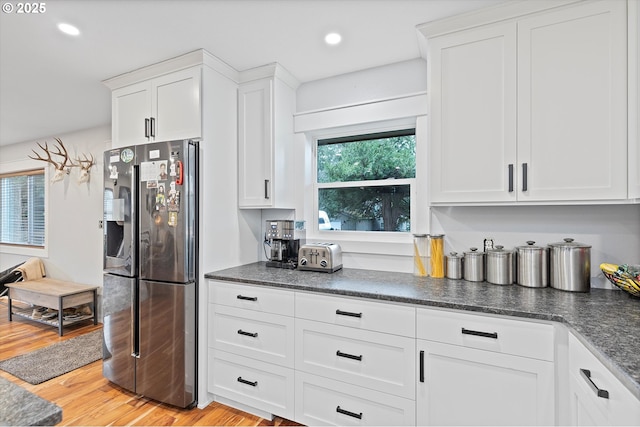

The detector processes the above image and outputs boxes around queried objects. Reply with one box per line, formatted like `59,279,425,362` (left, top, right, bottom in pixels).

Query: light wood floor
0,297,299,426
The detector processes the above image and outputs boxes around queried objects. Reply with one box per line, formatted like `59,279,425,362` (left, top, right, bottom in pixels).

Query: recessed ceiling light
58,23,80,36
324,32,342,46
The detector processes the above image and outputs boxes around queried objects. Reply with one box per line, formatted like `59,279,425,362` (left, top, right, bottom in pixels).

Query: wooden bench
5,279,98,336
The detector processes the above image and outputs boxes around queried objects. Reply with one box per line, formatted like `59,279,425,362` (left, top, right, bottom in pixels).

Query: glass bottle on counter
413,234,429,277
430,234,445,278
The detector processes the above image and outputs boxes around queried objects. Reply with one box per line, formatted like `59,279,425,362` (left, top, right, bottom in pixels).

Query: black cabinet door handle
237,329,258,338
522,163,528,192
508,164,514,192
419,350,425,383
150,117,156,137
264,179,270,199
580,369,609,399
336,350,362,361
236,294,257,301
336,406,362,419
237,376,258,387
461,327,498,339
144,118,150,138
336,309,362,318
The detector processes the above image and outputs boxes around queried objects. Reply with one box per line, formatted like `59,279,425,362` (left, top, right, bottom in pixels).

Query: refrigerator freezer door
104,147,137,277
102,273,136,393
137,140,196,283
137,280,196,408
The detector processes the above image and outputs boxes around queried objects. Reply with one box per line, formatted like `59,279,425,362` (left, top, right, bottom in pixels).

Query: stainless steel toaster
298,243,342,273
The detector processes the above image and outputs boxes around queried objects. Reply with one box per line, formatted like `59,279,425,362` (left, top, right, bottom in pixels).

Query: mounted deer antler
28,138,72,183
74,153,95,183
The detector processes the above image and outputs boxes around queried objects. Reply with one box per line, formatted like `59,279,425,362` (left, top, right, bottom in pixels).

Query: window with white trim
0,169,45,247
316,129,416,232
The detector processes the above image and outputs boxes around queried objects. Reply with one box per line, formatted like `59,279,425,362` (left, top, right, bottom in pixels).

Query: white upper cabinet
428,22,517,203
110,66,202,148
517,1,627,202
423,0,630,204
238,65,298,209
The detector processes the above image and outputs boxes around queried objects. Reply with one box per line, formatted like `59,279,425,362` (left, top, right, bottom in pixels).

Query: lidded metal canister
446,252,463,279
516,241,548,288
463,248,484,282
548,238,591,292
485,245,514,285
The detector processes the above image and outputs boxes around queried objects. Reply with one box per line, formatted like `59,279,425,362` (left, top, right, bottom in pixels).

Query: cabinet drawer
295,371,415,426
295,292,415,337
209,280,294,316
210,304,294,367
417,308,554,361
208,349,294,420
568,333,640,425
295,319,415,399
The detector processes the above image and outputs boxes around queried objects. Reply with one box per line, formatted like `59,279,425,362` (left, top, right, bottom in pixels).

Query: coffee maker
265,220,303,269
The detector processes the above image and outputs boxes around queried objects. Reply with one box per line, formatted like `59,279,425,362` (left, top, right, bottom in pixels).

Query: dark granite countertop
206,262,640,401
0,376,62,425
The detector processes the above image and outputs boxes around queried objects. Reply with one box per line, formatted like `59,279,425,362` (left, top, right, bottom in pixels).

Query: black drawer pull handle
336,406,362,419
336,350,362,361
419,350,425,383
461,328,498,339
237,329,258,338
336,309,362,318
236,294,257,301
237,376,258,387
580,369,609,399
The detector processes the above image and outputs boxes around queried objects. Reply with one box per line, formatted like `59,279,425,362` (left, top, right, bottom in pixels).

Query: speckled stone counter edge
0,376,62,426
205,262,640,401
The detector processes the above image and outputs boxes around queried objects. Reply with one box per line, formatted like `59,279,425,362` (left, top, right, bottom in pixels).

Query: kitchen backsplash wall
432,204,640,289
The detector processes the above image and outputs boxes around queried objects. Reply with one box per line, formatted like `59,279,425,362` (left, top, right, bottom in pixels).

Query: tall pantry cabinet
420,0,630,204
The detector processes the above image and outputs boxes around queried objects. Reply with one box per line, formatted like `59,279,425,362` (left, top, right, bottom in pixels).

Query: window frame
0,159,49,257
311,123,418,241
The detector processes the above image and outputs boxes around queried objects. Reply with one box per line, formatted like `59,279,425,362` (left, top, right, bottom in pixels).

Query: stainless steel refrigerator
102,140,198,408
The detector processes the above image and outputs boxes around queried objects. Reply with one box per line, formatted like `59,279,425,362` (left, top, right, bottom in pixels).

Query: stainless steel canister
485,245,514,285
548,238,591,292
463,248,484,282
446,252,463,279
516,241,548,288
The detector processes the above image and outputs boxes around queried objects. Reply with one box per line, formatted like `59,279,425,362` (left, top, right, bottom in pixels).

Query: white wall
0,125,110,286
295,60,640,288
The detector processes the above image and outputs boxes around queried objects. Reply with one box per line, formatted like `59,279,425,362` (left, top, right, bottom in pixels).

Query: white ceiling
0,0,504,146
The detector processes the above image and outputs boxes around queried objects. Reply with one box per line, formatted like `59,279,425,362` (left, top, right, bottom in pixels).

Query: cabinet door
112,81,151,148
517,1,627,201
429,22,517,203
417,339,554,426
568,333,640,426
238,78,273,208
152,67,202,142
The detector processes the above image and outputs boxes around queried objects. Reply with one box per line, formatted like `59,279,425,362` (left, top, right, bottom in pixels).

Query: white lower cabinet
568,333,640,426
208,280,295,419
417,339,554,426
295,318,415,400
208,281,639,426
416,308,555,426
295,371,416,426
208,349,295,420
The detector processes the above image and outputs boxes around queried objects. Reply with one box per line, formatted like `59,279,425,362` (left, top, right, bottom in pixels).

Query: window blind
0,169,45,247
